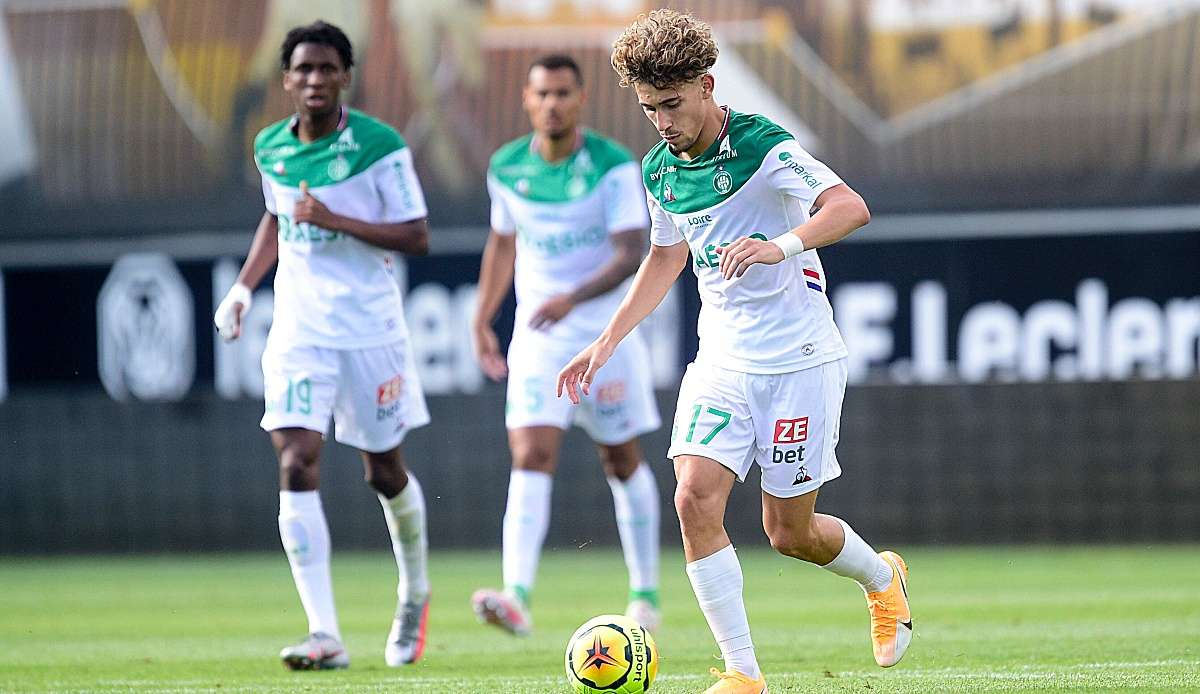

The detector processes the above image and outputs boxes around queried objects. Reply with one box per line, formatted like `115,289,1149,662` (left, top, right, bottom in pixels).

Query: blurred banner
3,229,1197,402
0,249,683,402
4,0,1200,238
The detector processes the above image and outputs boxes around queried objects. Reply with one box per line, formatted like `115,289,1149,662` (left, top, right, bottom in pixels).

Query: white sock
278,490,340,639
502,469,552,599
820,517,893,593
607,463,660,596
379,473,429,604
686,544,760,679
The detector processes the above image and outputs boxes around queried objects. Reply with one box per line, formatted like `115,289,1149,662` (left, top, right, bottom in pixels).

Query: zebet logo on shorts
376,375,404,421
595,381,628,421
772,416,808,464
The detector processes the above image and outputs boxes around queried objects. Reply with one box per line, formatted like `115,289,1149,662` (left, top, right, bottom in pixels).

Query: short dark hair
529,54,583,85
280,21,354,71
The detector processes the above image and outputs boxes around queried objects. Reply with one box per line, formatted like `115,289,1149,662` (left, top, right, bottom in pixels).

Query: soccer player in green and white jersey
470,55,663,636
558,11,913,693
212,22,432,670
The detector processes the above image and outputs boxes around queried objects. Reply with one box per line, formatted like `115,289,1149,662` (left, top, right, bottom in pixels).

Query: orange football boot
866,550,912,667
703,667,768,693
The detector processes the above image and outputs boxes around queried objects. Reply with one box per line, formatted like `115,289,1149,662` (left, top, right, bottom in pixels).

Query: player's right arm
472,229,516,381
473,171,521,380
214,211,278,341
557,237,688,403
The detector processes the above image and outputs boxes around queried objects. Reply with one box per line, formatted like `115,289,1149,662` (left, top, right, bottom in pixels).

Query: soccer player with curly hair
559,10,913,692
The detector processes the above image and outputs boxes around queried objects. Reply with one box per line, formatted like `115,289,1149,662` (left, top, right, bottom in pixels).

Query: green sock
507,584,532,608
628,588,660,608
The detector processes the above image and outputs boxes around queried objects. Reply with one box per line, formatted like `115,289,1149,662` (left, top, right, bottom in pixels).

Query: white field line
58,658,1199,690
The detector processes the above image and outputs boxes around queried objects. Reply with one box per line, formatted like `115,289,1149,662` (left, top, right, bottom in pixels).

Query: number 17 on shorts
666,360,847,498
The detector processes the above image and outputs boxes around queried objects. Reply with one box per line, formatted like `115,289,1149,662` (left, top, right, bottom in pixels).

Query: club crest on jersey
713,166,733,195
327,155,350,181
662,182,676,203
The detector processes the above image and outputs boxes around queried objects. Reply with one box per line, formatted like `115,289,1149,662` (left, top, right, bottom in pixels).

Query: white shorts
506,328,661,445
667,358,848,498
260,339,430,453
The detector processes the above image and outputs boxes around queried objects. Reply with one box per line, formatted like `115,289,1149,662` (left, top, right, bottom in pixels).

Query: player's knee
277,442,320,489
673,483,720,530
363,453,406,498
279,441,319,469
511,444,556,473
767,524,821,561
598,447,639,480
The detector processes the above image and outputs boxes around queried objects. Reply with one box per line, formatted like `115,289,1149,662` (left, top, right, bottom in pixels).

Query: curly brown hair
611,9,719,89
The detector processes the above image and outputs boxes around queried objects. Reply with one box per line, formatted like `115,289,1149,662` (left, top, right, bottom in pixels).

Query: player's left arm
528,228,645,330
292,143,431,255
718,183,868,279
292,183,429,255
718,141,869,279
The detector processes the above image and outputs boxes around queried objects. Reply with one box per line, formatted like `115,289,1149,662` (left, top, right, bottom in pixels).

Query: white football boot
470,588,532,636
279,631,350,670
625,598,662,634
385,595,431,666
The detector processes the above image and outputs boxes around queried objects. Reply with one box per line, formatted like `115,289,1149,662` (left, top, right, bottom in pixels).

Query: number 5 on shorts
684,404,731,445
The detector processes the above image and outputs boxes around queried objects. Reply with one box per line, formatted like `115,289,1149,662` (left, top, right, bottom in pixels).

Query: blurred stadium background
0,0,1197,689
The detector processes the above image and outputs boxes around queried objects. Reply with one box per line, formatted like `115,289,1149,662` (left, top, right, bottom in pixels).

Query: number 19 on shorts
267,377,313,415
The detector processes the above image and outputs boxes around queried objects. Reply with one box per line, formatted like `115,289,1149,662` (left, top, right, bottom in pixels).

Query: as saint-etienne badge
327,154,350,182
713,165,733,195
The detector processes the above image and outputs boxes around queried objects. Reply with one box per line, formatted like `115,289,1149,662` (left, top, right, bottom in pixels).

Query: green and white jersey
644,108,848,374
487,130,649,342
254,107,427,349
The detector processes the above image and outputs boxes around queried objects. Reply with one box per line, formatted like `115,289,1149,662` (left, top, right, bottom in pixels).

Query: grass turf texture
2,547,1197,693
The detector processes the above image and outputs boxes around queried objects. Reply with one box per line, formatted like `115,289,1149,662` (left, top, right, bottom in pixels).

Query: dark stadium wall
1,381,1198,554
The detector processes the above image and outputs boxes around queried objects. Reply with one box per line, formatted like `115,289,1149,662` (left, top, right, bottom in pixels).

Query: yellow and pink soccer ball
564,614,658,693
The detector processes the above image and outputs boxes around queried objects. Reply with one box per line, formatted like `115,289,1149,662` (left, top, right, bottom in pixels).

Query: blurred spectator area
3,0,1200,239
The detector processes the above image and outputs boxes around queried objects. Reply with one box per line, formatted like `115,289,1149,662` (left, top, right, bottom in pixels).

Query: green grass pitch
3,546,1197,692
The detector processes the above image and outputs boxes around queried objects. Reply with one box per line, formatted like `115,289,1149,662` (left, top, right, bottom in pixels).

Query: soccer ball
565,614,658,693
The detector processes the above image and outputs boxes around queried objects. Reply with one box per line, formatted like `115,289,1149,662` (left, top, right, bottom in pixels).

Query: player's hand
293,181,339,229
472,322,508,381
529,294,575,331
214,283,252,341
716,235,784,280
556,338,615,404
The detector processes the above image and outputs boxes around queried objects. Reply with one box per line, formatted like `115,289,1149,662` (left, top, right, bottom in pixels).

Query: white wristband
214,283,253,340
769,232,806,259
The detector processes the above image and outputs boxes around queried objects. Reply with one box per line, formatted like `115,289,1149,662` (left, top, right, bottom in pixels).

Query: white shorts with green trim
260,339,430,453
505,327,661,446
667,358,847,498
